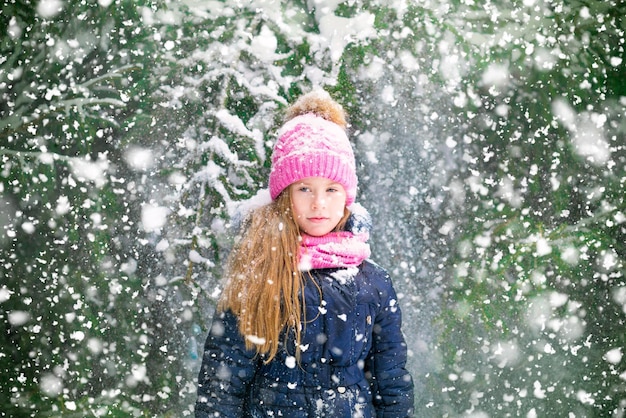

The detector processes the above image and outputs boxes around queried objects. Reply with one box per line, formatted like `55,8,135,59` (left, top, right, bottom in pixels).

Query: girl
195,90,414,417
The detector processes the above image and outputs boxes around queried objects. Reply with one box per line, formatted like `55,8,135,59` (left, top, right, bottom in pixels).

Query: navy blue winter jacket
195,260,414,417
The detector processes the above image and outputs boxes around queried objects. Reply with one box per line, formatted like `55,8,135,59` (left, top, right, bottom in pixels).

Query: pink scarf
298,231,371,271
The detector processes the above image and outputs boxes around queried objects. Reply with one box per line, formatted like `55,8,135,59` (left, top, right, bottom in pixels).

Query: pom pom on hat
269,90,358,206
285,90,347,129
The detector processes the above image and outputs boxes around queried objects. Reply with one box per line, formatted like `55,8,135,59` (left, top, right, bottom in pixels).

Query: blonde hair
218,190,350,363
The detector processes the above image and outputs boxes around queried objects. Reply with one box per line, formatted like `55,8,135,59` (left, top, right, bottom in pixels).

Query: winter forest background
1,0,625,416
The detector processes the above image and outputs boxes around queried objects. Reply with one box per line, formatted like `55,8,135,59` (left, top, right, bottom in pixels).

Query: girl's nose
312,194,326,209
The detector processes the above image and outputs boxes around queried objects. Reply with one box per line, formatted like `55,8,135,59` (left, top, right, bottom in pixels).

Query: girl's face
289,177,346,237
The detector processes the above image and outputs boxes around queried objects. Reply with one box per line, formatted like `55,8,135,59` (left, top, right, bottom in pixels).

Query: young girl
195,91,414,417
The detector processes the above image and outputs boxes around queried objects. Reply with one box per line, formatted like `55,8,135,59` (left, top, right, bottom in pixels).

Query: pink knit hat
268,92,357,206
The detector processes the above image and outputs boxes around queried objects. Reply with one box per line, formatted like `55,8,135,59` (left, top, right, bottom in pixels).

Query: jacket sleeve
195,309,259,418
366,273,415,418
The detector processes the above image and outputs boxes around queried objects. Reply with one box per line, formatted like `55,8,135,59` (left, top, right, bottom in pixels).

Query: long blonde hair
218,190,349,363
